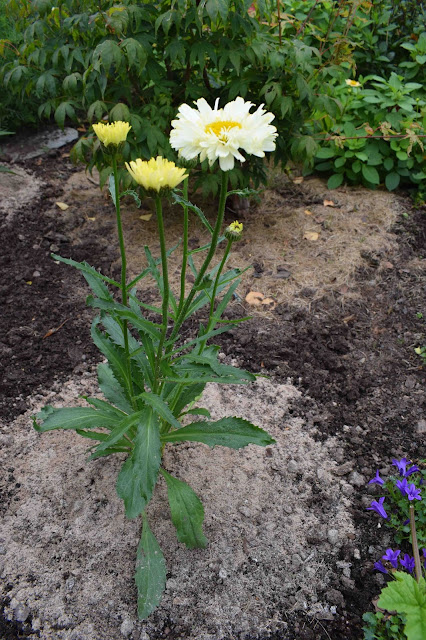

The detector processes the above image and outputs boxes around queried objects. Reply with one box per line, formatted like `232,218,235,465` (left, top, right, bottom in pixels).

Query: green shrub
312,71,426,191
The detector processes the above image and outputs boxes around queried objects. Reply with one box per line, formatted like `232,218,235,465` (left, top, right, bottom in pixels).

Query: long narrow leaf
138,392,181,430
171,192,213,233
93,411,143,455
51,254,120,291
135,514,166,620
144,246,178,316
33,405,118,432
161,417,276,449
97,363,134,414
91,319,133,397
116,408,161,519
161,469,207,549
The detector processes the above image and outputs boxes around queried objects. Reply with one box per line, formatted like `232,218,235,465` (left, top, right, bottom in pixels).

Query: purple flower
396,478,408,496
403,519,410,526
392,458,409,477
406,465,420,477
382,548,400,568
423,549,426,569
374,560,388,574
392,458,420,478
400,554,415,573
366,497,388,519
368,470,385,486
406,483,421,501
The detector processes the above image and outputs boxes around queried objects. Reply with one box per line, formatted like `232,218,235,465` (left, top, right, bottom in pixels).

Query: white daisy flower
169,97,278,171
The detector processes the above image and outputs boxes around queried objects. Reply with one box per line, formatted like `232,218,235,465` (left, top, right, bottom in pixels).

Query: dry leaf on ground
55,202,69,210
304,231,320,241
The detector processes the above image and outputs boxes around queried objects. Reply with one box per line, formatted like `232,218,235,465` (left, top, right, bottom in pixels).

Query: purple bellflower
396,478,408,496
406,483,422,501
400,554,415,573
374,560,388,574
382,548,400,568
392,457,419,478
423,549,426,569
368,470,385,486
366,497,388,519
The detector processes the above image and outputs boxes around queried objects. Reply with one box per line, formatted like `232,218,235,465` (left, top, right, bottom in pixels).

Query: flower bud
225,220,243,242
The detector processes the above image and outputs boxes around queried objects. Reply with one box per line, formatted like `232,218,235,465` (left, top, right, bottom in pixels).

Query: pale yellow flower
170,97,277,171
225,220,243,241
93,121,131,147
345,79,361,88
125,156,188,193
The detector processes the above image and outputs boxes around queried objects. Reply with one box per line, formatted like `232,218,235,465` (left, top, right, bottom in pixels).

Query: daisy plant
32,99,277,619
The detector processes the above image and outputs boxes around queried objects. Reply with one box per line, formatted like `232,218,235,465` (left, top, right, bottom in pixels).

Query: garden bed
0,138,425,640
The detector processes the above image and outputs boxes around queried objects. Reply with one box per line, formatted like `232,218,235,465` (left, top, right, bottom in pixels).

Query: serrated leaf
135,514,166,620
138,392,181,430
171,192,213,234
93,411,143,456
116,408,161,518
51,254,119,294
33,406,118,432
161,469,207,549
161,416,275,449
378,572,426,640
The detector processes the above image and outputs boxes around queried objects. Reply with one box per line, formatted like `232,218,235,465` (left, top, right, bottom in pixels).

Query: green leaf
51,254,118,297
316,147,336,159
182,408,211,418
92,411,143,456
54,101,76,129
91,319,133,397
161,417,275,449
116,408,161,519
206,0,229,22
362,165,380,185
378,572,426,640
161,469,207,549
93,40,123,73
327,173,344,189
171,192,213,234
135,514,166,620
98,364,134,414
33,405,118,433
167,383,206,418
385,172,400,191
138,392,181,430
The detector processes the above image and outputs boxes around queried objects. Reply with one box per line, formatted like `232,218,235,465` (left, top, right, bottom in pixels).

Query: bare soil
0,138,425,640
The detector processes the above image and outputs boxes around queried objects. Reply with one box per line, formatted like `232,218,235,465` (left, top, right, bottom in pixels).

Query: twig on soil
43,319,69,339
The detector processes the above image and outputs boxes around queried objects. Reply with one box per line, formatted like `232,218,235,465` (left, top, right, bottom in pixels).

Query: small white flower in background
345,79,361,87
170,97,277,171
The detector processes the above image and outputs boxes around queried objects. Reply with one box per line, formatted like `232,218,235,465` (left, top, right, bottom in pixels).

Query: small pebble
327,529,339,545
14,603,30,623
120,618,134,636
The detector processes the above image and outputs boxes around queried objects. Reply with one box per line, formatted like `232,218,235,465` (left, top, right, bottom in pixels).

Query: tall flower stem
153,194,170,392
197,238,233,355
167,171,229,348
111,155,134,403
177,177,189,317
409,505,422,582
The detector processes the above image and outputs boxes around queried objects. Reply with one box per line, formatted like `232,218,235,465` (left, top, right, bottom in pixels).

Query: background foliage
0,0,425,193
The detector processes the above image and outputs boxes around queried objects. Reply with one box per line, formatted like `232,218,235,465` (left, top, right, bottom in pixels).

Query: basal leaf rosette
169,97,278,171
125,156,188,194
93,121,131,148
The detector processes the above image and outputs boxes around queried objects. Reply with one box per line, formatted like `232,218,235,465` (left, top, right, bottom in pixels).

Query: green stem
167,170,229,348
177,177,189,317
112,155,135,404
197,238,233,355
410,505,422,583
153,194,170,392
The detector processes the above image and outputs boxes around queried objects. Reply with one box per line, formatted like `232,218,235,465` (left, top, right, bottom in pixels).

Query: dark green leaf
116,408,161,519
385,172,401,191
362,165,380,185
161,469,207,548
327,173,344,189
138,392,181,430
171,192,213,233
135,514,166,620
161,416,275,449
98,363,134,414
33,406,118,433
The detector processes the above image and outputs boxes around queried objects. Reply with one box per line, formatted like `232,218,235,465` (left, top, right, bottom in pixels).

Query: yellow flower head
125,156,188,193
345,79,361,88
92,121,131,147
225,220,244,241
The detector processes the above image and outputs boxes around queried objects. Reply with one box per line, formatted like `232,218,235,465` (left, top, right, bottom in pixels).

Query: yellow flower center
205,120,242,141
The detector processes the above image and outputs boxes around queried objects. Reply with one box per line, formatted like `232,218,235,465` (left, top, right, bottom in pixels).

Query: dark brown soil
1,143,425,640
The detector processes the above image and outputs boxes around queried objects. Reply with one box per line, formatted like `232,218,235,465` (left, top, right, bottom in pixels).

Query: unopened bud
225,220,243,241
